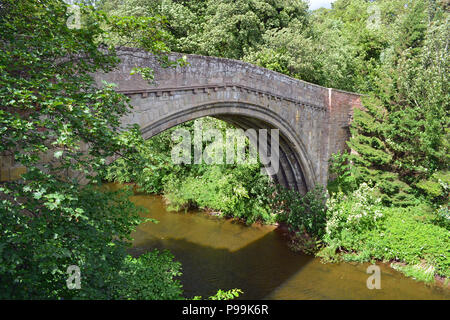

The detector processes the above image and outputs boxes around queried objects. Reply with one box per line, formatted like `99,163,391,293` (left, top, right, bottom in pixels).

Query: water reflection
107,184,449,300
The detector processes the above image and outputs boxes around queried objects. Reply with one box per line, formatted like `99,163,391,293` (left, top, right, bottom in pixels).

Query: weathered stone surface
93,49,362,193
0,155,27,182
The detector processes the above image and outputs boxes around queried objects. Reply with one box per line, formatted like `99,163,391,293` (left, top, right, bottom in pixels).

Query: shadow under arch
139,101,317,193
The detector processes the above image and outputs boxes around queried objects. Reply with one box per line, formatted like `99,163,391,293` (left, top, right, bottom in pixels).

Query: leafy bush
320,185,450,279
113,250,183,300
361,207,450,278
104,117,277,224
282,186,327,239
328,152,359,195
0,185,141,299
193,288,243,300
0,0,189,299
164,164,275,224
323,183,384,249
416,171,450,204
433,205,450,231
262,184,328,253
103,128,176,194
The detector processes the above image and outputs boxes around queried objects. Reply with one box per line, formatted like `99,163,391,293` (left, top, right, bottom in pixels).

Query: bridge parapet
96,49,329,110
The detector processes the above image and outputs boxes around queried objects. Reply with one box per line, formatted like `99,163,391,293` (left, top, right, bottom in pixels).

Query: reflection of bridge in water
95,48,362,193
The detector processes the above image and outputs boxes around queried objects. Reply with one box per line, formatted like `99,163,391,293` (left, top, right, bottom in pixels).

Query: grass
390,262,436,283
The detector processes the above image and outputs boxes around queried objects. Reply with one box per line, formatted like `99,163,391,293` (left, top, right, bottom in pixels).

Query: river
107,184,449,300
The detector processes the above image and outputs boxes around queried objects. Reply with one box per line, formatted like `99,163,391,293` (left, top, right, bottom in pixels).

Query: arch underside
140,102,317,194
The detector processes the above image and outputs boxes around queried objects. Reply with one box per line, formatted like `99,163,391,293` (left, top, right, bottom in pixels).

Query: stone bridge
0,48,362,193
93,48,362,194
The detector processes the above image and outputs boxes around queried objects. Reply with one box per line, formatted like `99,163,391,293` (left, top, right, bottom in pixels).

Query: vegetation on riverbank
103,117,278,224
320,185,449,283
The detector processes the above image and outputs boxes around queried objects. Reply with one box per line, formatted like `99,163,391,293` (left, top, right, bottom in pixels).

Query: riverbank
106,182,449,291
267,223,448,289
275,217,449,289
174,198,450,290
121,187,450,299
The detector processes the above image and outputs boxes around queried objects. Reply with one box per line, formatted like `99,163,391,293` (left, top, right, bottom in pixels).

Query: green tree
343,0,449,205
0,0,183,299
99,0,311,59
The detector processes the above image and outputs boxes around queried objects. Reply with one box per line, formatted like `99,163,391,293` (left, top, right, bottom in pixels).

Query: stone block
0,169,9,181
10,167,27,180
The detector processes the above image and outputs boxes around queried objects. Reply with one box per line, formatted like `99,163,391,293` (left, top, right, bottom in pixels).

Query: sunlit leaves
0,0,183,299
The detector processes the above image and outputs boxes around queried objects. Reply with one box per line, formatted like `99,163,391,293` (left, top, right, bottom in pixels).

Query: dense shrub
164,164,275,224
112,250,183,300
433,205,450,231
0,183,186,299
319,185,450,279
103,117,278,224
363,207,450,278
259,185,327,253
323,183,385,249
0,0,189,299
267,185,327,237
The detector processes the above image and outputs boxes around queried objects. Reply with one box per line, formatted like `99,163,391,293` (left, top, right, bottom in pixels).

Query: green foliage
99,0,317,79
164,164,274,224
272,185,328,238
103,0,310,60
102,127,176,194
364,206,450,278
207,288,243,300
112,250,183,300
416,171,449,202
0,0,184,299
262,185,328,253
433,205,450,231
328,152,358,194
193,0,309,59
104,117,276,224
342,1,449,206
320,187,450,279
2,171,232,298
321,3,449,282
104,115,329,229
416,180,443,198
323,183,385,250
192,288,243,300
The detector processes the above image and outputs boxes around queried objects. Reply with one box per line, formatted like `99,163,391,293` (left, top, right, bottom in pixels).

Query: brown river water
106,184,449,300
